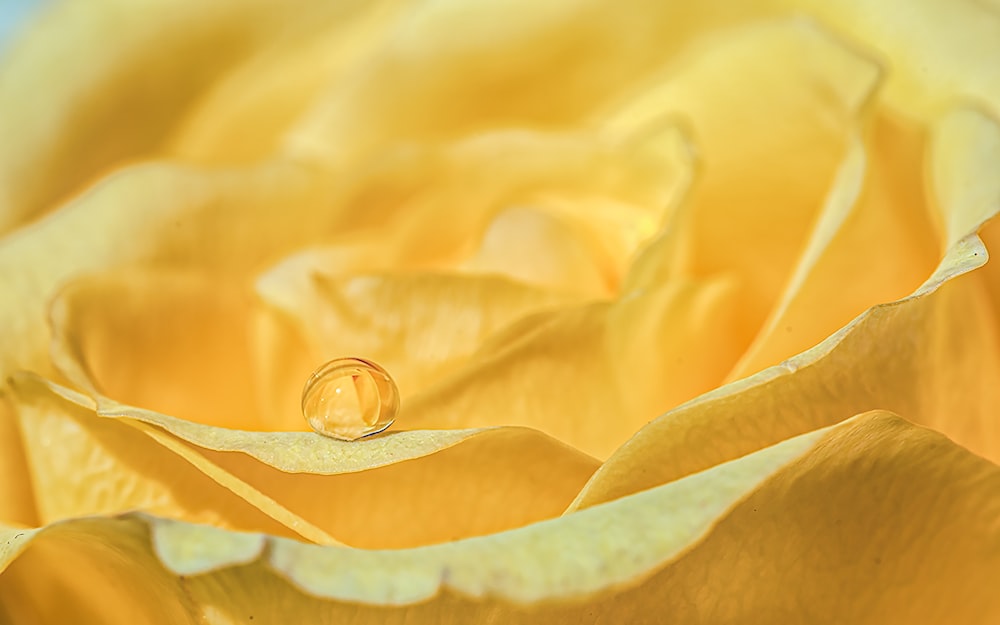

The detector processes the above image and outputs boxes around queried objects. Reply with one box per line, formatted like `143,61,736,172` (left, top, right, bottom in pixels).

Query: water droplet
301,358,399,441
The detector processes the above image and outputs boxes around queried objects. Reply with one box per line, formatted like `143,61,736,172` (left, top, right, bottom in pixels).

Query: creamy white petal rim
0,416,836,605
12,376,508,476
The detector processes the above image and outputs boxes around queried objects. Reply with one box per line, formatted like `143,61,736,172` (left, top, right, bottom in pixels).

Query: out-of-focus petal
382,19,881,459
0,0,377,231
165,1,402,164
0,401,36,527
775,0,1000,122
401,275,744,459
0,160,337,380
0,518,194,625
258,267,580,407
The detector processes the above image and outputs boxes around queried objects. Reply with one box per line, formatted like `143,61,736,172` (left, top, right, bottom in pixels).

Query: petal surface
3,412,999,623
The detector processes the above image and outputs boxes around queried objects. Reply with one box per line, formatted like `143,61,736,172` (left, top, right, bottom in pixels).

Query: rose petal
12,376,599,548
286,1,799,161
573,107,1000,506
0,159,336,380
4,412,999,621
310,125,689,280
0,400,36,526
50,269,262,430
726,112,939,379
0,0,356,232
0,518,192,625
8,375,324,542
401,275,744,459
1,415,833,618
776,0,1000,122
165,2,401,164
259,268,581,404
619,19,880,344
381,20,880,458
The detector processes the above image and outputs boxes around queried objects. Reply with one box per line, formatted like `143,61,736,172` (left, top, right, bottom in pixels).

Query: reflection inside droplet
301,358,399,441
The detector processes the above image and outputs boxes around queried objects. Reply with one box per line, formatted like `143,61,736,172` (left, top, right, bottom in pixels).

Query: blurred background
0,0,45,54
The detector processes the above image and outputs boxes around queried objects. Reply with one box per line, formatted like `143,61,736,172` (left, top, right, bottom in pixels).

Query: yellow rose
1,0,999,622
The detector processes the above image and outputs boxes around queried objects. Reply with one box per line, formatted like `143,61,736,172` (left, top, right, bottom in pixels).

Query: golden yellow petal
0,400,36,527
0,0,351,232
1,417,832,619
402,275,743,459
0,159,335,380
257,264,581,406
50,270,261,430
726,112,939,379
574,224,999,510
5,412,998,622
0,518,193,625
313,125,688,276
620,19,879,345
16,376,598,548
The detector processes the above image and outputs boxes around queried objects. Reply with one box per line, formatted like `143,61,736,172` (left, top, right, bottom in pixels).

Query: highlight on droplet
300,357,399,441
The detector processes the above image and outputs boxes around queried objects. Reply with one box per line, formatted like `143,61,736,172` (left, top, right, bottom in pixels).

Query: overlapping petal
573,108,1000,508
4,412,999,622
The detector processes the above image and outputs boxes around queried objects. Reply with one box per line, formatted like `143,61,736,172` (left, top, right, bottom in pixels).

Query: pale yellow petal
726,112,939,379
402,275,744,459
620,19,879,345
17,377,599,548
288,1,799,161
773,0,1000,122
931,107,1000,248
5,412,998,622
574,233,999,509
256,265,582,414
0,0,356,231
8,375,308,540
311,125,687,277
165,1,402,164
0,159,335,380
1,417,834,620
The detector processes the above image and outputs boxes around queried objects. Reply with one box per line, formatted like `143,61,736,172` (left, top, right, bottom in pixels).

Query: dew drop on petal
301,358,399,441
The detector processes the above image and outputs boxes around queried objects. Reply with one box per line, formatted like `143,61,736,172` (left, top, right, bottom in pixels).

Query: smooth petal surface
49,269,262,430
618,19,880,342
774,0,1000,122
0,0,422,234
726,112,939,379
0,160,339,381
402,276,743,459
0,400,36,527
286,0,769,161
260,269,581,405
0,0,345,231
